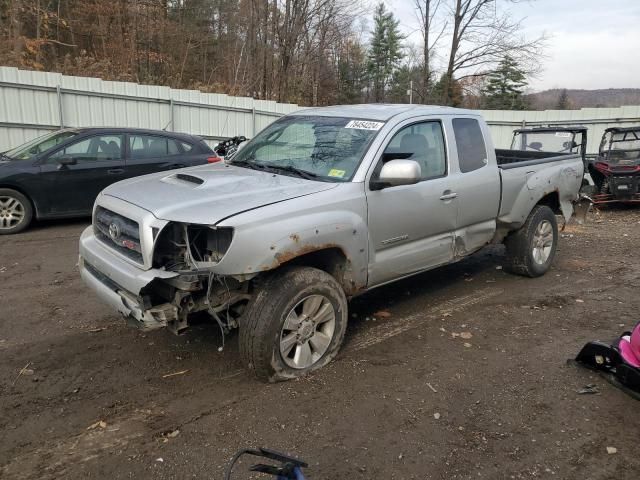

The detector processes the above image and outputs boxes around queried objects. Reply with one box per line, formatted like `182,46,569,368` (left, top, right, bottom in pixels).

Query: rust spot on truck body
273,243,340,266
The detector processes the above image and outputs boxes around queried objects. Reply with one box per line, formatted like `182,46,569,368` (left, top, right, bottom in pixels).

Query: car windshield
511,131,580,153
602,131,640,164
229,116,383,181
4,130,78,160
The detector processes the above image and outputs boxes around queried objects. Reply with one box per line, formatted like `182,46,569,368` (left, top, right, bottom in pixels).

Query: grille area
94,206,143,263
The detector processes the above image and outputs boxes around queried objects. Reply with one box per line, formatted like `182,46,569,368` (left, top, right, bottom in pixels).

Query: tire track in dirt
345,287,504,352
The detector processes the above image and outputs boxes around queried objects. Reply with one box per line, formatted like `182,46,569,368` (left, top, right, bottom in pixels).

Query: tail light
207,155,222,163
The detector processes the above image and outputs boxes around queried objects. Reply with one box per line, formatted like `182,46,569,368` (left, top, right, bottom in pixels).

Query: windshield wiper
228,159,268,172
262,164,323,181
230,160,324,181
0,153,13,161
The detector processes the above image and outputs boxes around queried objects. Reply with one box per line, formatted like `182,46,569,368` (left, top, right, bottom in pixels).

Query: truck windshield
511,131,580,154
229,116,383,181
4,130,77,160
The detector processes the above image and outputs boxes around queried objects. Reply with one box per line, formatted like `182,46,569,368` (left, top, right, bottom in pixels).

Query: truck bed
495,149,579,169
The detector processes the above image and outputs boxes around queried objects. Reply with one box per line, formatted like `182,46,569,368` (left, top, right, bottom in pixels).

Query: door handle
108,168,124,175
170,164,186,169
439,191,458,201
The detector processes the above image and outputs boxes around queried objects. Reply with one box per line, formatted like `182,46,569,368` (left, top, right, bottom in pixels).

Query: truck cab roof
290,104,478,121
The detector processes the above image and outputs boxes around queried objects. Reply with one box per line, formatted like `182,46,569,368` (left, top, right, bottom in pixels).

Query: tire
0,188,33,235
239,266,348,382
504,205,558,278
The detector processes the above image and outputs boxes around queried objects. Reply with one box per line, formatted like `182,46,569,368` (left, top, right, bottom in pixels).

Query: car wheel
505,205,558,278
239,266,348,382
0,189,33,235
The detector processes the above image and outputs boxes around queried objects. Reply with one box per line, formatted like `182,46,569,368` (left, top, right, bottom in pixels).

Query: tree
441,0,545,105
367,2,403,102
556,89,570,109
412,0,446,102
432,73,463,106
481,55,529,110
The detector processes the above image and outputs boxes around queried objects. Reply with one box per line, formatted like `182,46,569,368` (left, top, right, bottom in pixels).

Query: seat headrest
400,134,428,154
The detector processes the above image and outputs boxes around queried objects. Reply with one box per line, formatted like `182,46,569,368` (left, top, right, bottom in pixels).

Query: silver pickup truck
79,105,584,381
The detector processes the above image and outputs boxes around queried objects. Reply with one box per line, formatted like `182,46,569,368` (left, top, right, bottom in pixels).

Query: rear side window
453,118,487,173
129,135,184,159
180,141,194,153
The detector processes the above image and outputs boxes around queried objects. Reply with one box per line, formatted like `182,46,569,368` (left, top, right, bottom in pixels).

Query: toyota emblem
108,222,121,241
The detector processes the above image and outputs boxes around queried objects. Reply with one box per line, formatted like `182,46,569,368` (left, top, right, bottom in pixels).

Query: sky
379,0,640,92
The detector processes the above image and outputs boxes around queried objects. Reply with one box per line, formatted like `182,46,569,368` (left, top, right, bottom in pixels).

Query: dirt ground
1,208,639,480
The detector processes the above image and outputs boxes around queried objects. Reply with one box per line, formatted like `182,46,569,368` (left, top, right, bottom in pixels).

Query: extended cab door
366,119,458,287
450,117,501,254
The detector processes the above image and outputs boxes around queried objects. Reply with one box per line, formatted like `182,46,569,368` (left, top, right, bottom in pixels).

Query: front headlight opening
187,225,233,263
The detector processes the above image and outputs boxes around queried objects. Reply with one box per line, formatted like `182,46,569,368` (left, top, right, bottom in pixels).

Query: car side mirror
371,159,421,190
57,156,77,168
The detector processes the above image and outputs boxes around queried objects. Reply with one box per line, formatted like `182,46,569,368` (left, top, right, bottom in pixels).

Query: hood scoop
162,173,205,187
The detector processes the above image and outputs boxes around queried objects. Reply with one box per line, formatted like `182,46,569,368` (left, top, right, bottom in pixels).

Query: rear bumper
79,226,178,329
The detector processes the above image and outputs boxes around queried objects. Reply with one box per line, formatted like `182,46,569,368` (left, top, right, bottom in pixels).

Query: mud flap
571,194,593,225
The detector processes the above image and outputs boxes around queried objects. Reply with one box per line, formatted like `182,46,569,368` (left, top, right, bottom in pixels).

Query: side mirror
57,156,77,168
371,159,421,190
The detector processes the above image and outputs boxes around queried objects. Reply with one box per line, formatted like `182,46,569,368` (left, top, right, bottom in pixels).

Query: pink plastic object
619,324,640,368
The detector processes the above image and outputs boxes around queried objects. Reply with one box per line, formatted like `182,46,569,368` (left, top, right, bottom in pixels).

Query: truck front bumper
79,226,179,330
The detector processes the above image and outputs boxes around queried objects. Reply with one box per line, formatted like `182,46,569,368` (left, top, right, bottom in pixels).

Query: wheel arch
265,245,362,297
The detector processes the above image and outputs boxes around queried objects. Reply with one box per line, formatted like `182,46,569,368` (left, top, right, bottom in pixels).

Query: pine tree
367,3,404,102
556,89,570,109
482,56,529,110
432,73,463,106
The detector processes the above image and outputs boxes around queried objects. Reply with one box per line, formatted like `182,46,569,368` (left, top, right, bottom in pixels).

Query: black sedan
0,128,220,234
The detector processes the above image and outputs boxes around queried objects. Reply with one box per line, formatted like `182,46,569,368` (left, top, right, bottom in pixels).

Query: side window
382,121,447,180
48,135,123,163
180,141,194,153
452,118,487,173
129,135,184,159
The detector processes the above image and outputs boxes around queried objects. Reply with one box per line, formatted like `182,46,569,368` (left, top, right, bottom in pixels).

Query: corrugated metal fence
1,66,640,153
0,66,300,151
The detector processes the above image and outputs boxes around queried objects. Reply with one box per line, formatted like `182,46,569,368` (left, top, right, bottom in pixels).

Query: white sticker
554,132,571,138
345,120,384,131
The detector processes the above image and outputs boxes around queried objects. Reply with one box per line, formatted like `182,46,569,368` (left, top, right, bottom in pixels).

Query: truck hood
103,163,339,225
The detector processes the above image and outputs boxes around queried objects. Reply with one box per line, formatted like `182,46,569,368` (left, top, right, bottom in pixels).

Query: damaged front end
79,220,253,336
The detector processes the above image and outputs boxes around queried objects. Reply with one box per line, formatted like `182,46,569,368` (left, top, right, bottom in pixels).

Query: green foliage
367,2,404,102
482,56,529,110
432,73,463,107
337,41,368,104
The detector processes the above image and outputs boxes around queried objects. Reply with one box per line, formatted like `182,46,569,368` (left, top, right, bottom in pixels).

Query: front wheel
239,266,348,382
504,205,558,278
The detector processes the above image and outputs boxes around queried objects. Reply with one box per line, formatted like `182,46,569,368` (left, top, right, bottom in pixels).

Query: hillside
526,88,640,110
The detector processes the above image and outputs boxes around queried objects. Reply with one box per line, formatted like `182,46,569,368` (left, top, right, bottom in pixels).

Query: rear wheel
239,266,348,382
0,189,33,234
505,205,558,278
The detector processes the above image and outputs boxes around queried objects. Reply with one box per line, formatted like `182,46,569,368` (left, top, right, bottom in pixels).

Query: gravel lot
1,209,639,479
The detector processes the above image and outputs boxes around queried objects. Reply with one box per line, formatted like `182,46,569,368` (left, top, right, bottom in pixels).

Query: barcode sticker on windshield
555,132,571,137
345,120,384,131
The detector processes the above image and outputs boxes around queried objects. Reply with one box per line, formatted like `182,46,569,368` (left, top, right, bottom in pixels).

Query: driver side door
39,134,125,215
366,119,458,287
